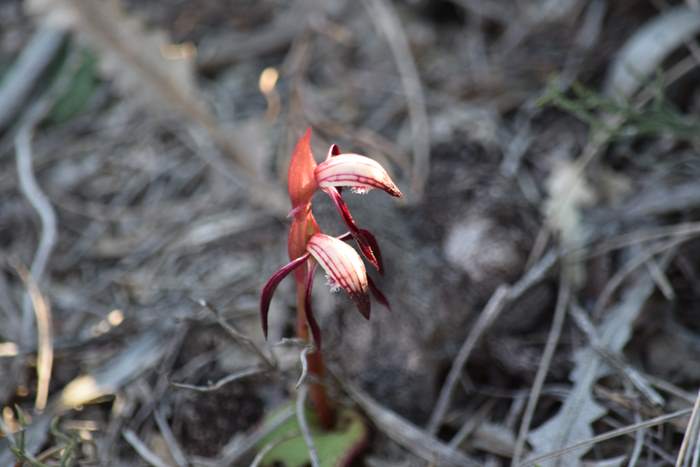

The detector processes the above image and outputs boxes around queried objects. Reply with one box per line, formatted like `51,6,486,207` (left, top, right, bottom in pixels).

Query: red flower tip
326,144,342,160
288,128,318,210
368,276,391,312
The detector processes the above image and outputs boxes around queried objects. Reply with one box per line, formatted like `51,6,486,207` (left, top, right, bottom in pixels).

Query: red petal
306,233,371,320
358,228,384,275
351,292,371,320
324,188,381,272
368,276,391,311
287,128,318,209
304,261,322,349
260,253,309,339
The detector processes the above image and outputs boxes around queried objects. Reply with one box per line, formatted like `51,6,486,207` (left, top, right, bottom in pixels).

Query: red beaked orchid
261,231,390,349
260,129,400,349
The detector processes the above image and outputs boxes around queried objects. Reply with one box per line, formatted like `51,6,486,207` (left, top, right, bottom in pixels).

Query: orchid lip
315,153,402,198
306,233,371,320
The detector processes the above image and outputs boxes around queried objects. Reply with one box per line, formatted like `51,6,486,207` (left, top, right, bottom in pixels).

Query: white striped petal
315,153,402,197
306,233,371,318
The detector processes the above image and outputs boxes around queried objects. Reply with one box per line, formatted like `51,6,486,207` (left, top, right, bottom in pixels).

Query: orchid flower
260,129,399,349
315,144,401,273
260,232,389,349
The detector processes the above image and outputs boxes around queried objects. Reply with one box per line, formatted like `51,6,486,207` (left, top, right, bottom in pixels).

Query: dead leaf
528,254,668,466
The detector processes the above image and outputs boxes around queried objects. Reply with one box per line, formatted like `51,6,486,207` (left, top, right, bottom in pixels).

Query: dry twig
362,0,430,198
0,27,65,131
171,366,266,393
676,390,700,467
16,115,57,348
198,299,277,370
296,384,320,467
511,279,570,466
522,407,694,467
14,264,53,413
154,407,188,467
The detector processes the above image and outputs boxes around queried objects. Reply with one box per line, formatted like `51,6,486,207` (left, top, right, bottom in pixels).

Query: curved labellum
260,253,309,339
306,233,371,319
315,153,402,197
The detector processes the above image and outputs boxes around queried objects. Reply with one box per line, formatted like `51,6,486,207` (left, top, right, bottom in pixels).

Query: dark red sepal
324,187,382,273
357,229,384,275
260,253,310,339
368,276,390,311
326,144,342,160
304,260,322,349
351,292,371,320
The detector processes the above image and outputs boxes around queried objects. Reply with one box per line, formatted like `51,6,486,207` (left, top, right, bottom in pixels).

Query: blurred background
2,0,700,465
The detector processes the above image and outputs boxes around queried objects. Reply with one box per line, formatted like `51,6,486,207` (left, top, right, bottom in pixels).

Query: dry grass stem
522,408,694,467
154,408,188,467
122,429,171,467
511,279,570,466
296,384,320,467
171,366,265,392
676,390,700,467
14,265,54,413
362,0,430,198
15,119,57,347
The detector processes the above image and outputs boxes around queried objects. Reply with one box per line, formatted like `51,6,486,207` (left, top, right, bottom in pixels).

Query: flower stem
296,284,335,430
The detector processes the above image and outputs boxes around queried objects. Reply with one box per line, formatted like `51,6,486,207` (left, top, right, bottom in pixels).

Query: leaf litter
2,0,700,465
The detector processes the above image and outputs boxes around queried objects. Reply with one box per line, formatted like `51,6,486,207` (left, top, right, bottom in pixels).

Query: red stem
296,283,335,430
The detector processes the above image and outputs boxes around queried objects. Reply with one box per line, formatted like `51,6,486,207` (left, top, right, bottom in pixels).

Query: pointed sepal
325,187,382,273
303,260,322,349
357,228,384,275
368,276,390,311
260,253,310,339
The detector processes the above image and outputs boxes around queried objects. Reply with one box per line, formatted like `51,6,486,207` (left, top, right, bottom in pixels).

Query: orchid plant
260,128,401,428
